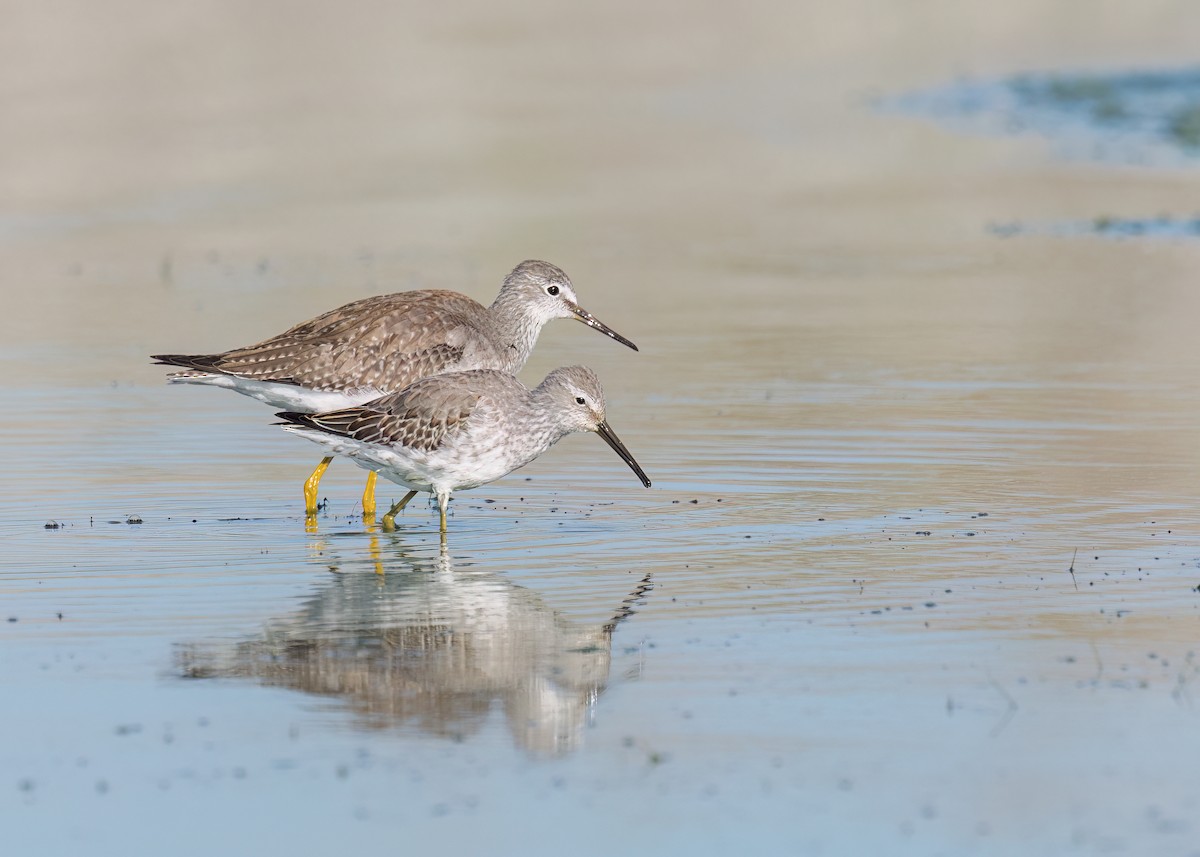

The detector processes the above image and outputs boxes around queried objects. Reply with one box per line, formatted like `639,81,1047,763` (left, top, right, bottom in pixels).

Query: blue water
7,7,1200,851
4,336,1200,855
888,67,1200,168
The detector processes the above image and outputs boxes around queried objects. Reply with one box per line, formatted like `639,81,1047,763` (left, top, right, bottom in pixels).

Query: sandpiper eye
547,285,560,296
575,396,586,405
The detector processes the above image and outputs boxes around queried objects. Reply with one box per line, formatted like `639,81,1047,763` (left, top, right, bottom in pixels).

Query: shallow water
6,1,1200,855
890,67,1200,167
890,66,1200,238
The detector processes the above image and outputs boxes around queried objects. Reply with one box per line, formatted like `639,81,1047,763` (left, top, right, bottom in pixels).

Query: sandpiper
152,261,637,516
275,366,651,532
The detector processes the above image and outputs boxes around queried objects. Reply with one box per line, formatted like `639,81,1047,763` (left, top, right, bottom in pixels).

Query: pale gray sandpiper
275,366,651,532
151,260,638,516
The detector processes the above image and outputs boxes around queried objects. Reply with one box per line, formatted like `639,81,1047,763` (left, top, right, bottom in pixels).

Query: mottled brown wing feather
169,291,498,392
279,375,488,453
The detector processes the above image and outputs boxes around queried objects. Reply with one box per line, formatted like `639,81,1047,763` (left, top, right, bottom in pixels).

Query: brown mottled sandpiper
152,261,637,516
275,365,650,532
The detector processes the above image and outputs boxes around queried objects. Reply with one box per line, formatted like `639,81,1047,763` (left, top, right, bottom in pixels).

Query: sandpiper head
502,261,639,351
542,366,652,488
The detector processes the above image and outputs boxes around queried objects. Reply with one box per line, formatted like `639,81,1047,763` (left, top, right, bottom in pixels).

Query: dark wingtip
151,353,222,369
275,411,311,426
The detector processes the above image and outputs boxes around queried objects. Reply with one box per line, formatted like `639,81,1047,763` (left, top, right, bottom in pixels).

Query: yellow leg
437,493,449,534
381,490,419,530
362,471,378,519
368,530,383,576
304,456,333,515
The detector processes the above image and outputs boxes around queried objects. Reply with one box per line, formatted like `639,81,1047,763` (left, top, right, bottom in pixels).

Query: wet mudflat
5,2,1200,855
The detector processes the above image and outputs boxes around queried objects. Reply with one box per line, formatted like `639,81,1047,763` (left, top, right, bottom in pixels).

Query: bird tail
276,411,321,429
150,353,226,371
275,410,363,437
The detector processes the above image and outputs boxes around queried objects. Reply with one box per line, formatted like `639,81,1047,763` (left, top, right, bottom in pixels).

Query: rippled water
8,310,1200,853
7,1,1200,855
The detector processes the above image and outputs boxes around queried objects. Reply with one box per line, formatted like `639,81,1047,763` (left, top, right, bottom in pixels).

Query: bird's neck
492,394,570,474
488,291,545,372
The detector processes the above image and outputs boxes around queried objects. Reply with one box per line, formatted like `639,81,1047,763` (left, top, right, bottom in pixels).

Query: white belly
281,425,545,496
167,372,382,412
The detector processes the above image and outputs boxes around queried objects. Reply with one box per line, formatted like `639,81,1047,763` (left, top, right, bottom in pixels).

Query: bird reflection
178,533,652,757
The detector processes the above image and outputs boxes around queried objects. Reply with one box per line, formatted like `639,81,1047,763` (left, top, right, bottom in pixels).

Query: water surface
5,1,1200,855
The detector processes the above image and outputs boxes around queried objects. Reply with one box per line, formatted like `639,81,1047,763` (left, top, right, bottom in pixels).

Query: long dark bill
570,303,639,351
596,421,652,487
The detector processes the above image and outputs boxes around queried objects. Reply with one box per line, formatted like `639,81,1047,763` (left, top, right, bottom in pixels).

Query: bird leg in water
381,490,419,530
303,456,333,516
361,471,378,518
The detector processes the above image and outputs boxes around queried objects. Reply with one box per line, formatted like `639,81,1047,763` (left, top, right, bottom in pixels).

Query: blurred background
6,0,1200,377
